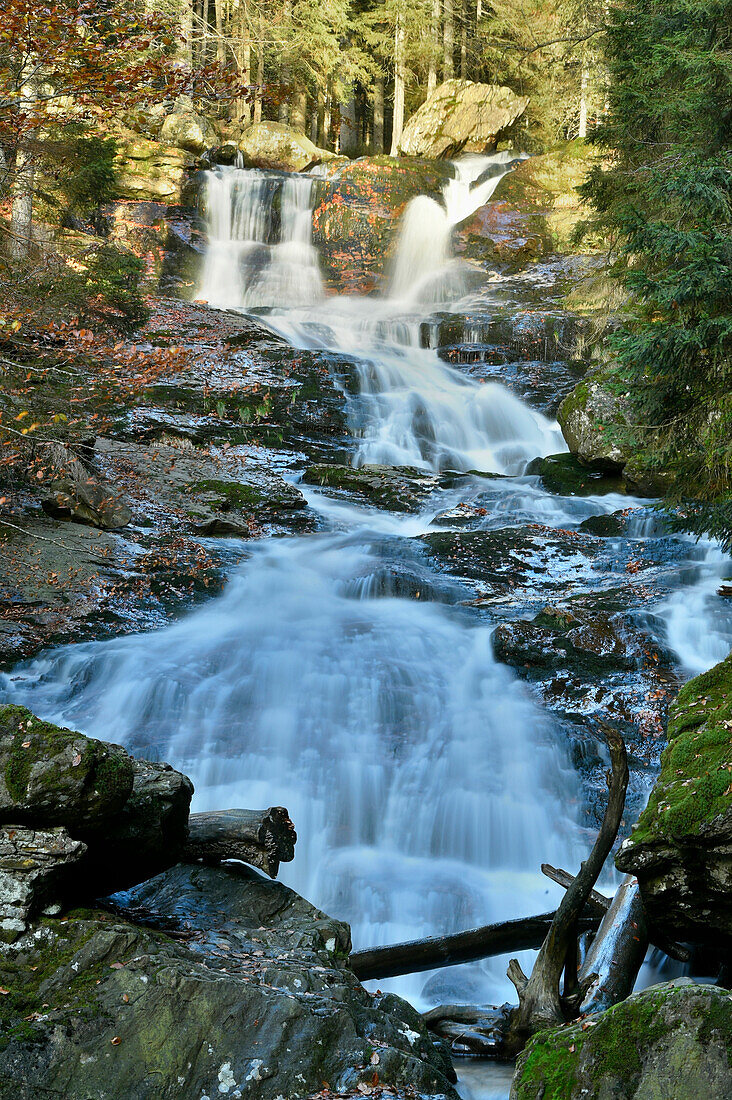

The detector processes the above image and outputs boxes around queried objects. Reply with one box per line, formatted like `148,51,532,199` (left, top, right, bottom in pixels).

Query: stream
3,154,732,1098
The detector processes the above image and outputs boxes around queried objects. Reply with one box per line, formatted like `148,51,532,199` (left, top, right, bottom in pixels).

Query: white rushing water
3,152,732,1099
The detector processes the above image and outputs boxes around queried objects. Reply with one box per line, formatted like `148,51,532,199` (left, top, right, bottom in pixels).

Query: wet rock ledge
0,705,458,1100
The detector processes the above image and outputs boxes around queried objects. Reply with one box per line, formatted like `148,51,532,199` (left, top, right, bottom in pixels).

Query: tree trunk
443,0,454,79
505,726,628,1052
236,8,251,124
202,0,210,62
428,0,440,93
184,807,297,879
390,14,406,156
181,0,193,67
324,83,332,149
254,16,264,123
349,908,600,981
460,0,468,78
579,66,589,138
578,875,648,1015
291,90,307,133
373,77,385,153
339,89,357,154
10,149,34,261
214,0,225,65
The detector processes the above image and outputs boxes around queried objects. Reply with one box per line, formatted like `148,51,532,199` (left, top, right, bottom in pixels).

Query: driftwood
184,807,297,878
423,1004,513,1057
503,725,628,1052
349,908,601,982
578,874,648,1015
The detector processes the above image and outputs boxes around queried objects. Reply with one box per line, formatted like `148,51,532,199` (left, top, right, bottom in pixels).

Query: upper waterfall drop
197,168,324,309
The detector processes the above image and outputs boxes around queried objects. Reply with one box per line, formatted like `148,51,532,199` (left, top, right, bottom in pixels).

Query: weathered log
544,863,690,963
423,1004,513,1057
578,873,648,1015
504,724,628,1050
348,909,601,982
184,807,297,878
541,864,610,914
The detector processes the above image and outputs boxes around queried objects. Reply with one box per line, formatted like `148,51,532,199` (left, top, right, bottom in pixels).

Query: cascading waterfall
4,150,732,1100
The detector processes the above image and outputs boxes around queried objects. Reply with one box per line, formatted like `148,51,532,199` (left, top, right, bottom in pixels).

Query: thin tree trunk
291,90,307,133
339,90,357,154
324,84,332,149
254,15,264,123
373,77,385,153
202,0,210,62
579,66,589,138
236,4,251,123
181,0,193,67
214,0,225,64
10,147,34,261
443,0,454,79
390,14,405,155
460,0,468,78
428,0,440,92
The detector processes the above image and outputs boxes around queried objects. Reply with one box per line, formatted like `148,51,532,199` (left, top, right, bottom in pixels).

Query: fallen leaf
110,1036,122,1045
72,753,82,767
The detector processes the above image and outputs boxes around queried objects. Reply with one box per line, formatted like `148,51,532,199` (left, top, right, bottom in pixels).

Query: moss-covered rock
0,705,134,831
511,980,732,1100
312,156,454,291
616,651,732,950
113,136,195,203
238,121,340,172
303,463,443,512
0,864,459,1100
398,79,528,158
525,452,625,497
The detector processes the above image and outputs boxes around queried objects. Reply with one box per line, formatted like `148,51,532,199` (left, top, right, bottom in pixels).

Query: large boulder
455,142,602,265
159,107,218,155
114,136,195,203
0,863,459,1100
557,370,632,471
511,980,732,1100
238,121,340,172
0,705,193,923
0,826,86,941
312,156,454,291
398,79,528,158
616,652,732,953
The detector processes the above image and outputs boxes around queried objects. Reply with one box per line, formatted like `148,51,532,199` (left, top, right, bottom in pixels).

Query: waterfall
197,168,324,309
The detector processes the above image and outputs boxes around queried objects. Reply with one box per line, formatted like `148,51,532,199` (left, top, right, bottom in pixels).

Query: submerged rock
398,79,528,158
511,980,732,1099
616,651,732,953
0,863,458,1100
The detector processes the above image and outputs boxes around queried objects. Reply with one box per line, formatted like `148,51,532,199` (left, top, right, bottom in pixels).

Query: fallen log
541,864,610,914
423,1004,513,1058
348,908,601,982
184,807,297,878
578,873,648,1015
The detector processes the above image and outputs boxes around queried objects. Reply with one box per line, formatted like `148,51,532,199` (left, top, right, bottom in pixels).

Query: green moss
517,1027,583,1100
627,652,732,848
1,705,76,801
185,480,264,508
93,750,134,804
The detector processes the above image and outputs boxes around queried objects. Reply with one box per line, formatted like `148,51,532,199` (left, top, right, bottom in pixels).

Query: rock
398,79,528,158
456,143,604,267
159,108,217,155
105,199,205,298
0,706,192,909
114,136,195,204
40,442,132,530
303,463,445,512
510,981,732,1100
201,141,241,166
525,452,625,497
557,371,630,472
0,863,459,1100
0,825,86,942
312,156,454,291
0,705,134,831
238,121,338,173
616,651,732,953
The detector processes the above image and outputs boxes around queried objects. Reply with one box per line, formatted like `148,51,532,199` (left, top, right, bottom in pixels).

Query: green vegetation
628,652,732,847
582,0,732,546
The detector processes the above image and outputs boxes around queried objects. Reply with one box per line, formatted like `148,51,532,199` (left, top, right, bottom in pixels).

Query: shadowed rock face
398,79,529,159
0,863,459,1100
511,981,732,1100
616,651,732,954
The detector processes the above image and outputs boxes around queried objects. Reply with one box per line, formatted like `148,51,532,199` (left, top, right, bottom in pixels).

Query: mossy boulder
616,651,732,950
0,863,459,1100
159,108,217,155
238,121,339,173
457,142,604,265
511,980,732,1100
114,136,195,203
525,452,625,497
0,705,134,831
